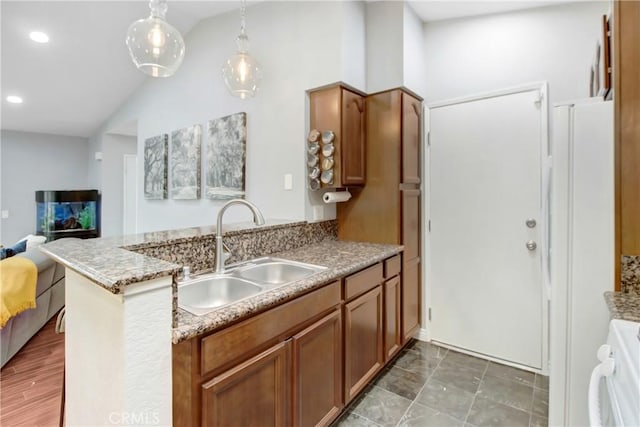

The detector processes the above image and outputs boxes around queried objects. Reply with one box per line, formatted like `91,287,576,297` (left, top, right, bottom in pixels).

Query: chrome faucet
214,199,265,274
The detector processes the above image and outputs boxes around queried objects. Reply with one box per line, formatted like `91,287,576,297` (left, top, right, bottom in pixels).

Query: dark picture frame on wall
599,14,612,99
589,15,612,99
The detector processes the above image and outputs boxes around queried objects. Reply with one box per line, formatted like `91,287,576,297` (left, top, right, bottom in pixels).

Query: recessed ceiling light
6,95,24,104
29,31,49,44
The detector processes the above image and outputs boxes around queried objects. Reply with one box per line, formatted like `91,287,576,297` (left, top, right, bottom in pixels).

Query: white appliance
588,319,640,426
549,99,614,426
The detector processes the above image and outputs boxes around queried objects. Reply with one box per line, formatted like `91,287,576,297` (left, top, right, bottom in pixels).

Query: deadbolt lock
526,240,537,251
526,218,537,228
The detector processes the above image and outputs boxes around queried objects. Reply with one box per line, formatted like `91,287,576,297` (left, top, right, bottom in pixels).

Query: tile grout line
394,344,449,427
462,359,490,426
527,385,537,427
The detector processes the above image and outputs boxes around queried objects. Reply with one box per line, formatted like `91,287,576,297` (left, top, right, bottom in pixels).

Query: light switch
284,173,293,190
1,210,8,219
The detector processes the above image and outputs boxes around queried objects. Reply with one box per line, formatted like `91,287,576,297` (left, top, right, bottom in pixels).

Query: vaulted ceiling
1,0,574,138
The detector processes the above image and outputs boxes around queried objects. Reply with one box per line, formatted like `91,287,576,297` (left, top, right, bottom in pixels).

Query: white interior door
428,85,546,370
123,154,137,235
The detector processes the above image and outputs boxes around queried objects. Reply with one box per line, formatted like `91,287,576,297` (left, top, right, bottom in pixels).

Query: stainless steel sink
178,257,326,315
233,258,326,286
179,276,262,315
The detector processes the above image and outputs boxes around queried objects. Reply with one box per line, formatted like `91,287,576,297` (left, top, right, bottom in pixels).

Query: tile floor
333,340,549,427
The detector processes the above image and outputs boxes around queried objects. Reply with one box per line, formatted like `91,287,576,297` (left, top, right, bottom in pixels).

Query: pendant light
126,0,185,78
222,0,262,99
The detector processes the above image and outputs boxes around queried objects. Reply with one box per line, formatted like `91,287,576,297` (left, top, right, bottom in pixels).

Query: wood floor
0,316,64,426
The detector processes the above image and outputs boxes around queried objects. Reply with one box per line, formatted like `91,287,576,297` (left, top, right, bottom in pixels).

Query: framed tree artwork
205,112,247,200
171,125,202,200
143,134,168,200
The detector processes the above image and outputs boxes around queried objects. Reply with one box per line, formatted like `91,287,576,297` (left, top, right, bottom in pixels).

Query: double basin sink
178,257,327,315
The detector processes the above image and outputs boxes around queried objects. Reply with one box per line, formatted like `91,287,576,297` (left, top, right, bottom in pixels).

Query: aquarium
36,190,100,240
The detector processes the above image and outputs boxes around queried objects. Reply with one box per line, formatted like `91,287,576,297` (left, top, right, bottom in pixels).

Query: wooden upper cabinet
402,92,422,184
309,83,366,188
341,89,366,185
614,2,640,257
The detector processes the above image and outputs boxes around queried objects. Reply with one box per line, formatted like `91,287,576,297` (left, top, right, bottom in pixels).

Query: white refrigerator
549,99,614,426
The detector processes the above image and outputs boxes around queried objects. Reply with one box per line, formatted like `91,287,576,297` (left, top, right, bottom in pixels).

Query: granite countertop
604,291,640,322
173,239,403,343
38,220,303,293
39,237,182,293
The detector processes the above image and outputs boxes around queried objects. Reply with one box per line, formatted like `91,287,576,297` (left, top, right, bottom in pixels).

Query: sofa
0,246,65,368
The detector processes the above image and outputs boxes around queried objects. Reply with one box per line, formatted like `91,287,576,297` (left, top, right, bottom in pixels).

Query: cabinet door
344,286,384,402
402,93,422,184
341,89,366,186
384,276,402,361
202,340,291,427
402,258,421,342
402,189,421,261
292,309,343,427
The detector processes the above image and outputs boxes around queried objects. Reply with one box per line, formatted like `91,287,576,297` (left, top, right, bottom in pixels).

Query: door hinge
428,307,432,321
428,220,431,232
427,131,431,147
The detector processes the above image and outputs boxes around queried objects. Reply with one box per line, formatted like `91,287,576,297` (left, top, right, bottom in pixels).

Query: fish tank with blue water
36,190,100,241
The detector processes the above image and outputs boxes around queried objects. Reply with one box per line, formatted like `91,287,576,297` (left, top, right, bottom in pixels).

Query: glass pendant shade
222,35,262,99
126,0,185,78
222,1,261,98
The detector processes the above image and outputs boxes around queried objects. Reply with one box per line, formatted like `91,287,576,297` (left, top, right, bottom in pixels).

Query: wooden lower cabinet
403,257,421,341
174,256,411,426
292,309,343,427
384,276,402,361
344,285,384,402
202,340,292,427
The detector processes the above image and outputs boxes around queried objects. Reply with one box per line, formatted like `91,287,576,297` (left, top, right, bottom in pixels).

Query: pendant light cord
149,0,168,19
240,0,247,36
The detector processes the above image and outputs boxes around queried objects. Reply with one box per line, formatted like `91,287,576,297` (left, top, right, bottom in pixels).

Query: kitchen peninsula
40,219,409,426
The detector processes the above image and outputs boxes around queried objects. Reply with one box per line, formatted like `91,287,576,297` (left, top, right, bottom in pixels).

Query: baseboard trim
414,328,429,342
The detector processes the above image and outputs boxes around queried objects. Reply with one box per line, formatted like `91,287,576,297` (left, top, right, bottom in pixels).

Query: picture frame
593,42,601,97
598,14,611,98
143,134,168,200
170,125,202,200
205,112,247,200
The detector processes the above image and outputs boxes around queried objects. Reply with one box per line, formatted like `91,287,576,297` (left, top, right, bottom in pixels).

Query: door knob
526,240,537,251
526,218,537,228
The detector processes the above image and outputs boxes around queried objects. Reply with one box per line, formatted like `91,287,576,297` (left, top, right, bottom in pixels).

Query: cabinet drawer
344,263,383,300
201,281,341,377
384,255,401,279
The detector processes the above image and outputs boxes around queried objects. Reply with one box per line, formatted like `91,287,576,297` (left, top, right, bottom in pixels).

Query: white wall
101,134,137,236
341,0,367,90
0,130,89,245
423,2,609,106
365,1,404,94
90,1,366,234
365,1,425,97
403,3,427,98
